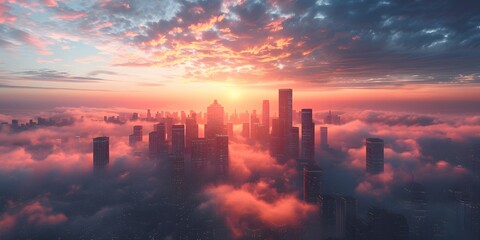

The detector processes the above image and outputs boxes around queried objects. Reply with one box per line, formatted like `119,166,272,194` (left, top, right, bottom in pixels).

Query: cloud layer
1,0,480,88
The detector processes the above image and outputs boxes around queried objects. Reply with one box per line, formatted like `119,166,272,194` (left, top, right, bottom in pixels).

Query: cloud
0,107,479,238
315,109,479,200
13,69,104,82
2,0,479,88
20,201,67,225
0,1,16,24
201,181,316,238
41,0,58,8
0,84,114,92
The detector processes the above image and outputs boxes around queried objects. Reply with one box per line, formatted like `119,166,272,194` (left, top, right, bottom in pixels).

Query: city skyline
1,87,479,239
1,0,480,239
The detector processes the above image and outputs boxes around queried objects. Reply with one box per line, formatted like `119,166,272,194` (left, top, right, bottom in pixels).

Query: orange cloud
201,181,316,238
188,14,225,33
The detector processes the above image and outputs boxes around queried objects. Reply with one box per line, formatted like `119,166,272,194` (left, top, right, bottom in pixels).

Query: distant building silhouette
320,126,329,149
131,112,139,121
226,122,234,138
324,110,341,125
93,136,109,172
242,122,250,139
366,138,384,174
129,125,143,147
146,109,152,120
205,100,225,139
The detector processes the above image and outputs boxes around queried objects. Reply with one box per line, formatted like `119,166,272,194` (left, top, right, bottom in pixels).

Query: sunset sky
1,0,480,112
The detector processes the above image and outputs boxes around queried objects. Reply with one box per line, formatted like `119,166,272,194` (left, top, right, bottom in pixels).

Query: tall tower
216,135,229,181
278,89,292,158
149,131,159,159
154,122,166,152
262,100,270,134
93,136,109,171
290,127,299,159
206,100,225,139
185,114,198,151
191,138,208,171
320,126,329,149
147,109,151,120
301,109,315,161
171,125,185,157
170,156,185,205
129,125,143,146
242,122,250,139
366,138,384,174
133,125,143,141
303,164,322,203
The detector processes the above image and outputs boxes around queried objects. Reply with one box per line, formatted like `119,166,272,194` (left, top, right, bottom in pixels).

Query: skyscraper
185,115,198,151
278,89,293,158
336,196,357,238
133,125,143,141
215,135,229,181
128,134,136,147
205,100,225,139
149,131,160,159
93,136,109,171
147,109,151,120
242,122,250,139
191,138,208,171
270,118,280,156
170,156,185,205
227,122,234,138
154,123,166,141
154,122,167,152
290,126,299,159
262,100,270,134
367,208,409,240
165,117,173,141
366,138,385,174
171,125,185,157
321,126,329,149
301,109,315,161
303,164,322,203
129,125,143,147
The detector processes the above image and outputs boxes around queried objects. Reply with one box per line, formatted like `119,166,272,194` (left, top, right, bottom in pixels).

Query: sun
228,89,242,100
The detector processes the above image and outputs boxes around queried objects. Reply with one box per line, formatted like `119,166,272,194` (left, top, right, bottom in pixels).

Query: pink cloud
54,12,86,20
228,141,287,182
355,164,397,197
41,0,57,7
0,214,16,233
21,201,67,225
201,181,316,238
0,0,17,24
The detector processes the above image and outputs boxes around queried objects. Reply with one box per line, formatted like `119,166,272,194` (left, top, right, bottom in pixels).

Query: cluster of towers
92,88,391,239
